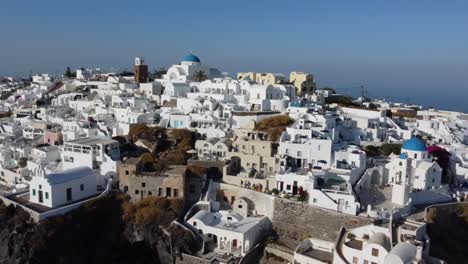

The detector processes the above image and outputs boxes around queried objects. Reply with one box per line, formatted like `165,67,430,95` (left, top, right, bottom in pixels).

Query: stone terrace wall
273,198,372,242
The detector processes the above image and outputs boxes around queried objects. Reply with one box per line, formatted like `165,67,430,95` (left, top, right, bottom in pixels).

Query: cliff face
0,193,198,264
426,202,468,264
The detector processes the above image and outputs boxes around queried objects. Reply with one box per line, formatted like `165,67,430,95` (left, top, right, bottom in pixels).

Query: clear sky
1,1,467,111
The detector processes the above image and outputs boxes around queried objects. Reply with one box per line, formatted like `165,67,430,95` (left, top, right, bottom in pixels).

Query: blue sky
1,1,467,110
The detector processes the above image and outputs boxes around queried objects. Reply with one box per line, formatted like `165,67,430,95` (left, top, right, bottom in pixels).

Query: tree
194,70,207,82
321,87,336,94
64,66,73,78
119,70,134,77
153,68,167,79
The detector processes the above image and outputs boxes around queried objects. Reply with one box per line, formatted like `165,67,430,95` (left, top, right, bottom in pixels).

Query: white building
278,113,336,170
61,136,120,184
186,198,271,257
29,165,98,208
332,221,436,264
163,54,210,82
385,137,443,206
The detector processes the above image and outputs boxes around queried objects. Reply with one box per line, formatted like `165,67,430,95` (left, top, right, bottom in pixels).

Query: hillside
0,193,198,264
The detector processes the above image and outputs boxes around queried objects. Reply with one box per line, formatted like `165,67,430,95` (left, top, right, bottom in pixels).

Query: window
199,229,203,234
297,151,302,157
227,216,232,220
39,185,42,190
80,184,84,191
166,187,171,197
135,190,139,194
142,182,146,188
174,188,179,197
313,198,317,203
148,191,152,195
45,192,49,199
372,248,379,257
32,189,36,196
158,188,162,196
352,257,358,264
414,153,417,159
193,221,197,226
238,204,243,209
364,260,369,264
125,170,129,175
286,185,291,190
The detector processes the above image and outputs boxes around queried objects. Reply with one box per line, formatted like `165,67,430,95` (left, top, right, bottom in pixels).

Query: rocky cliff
0,193,198,264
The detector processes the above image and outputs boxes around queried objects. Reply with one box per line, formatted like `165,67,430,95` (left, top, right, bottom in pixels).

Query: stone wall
272,198,372,242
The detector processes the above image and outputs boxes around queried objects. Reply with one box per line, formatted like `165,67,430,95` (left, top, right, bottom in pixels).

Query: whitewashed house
61,136,120,184
29,165,98,208
186,198,271,257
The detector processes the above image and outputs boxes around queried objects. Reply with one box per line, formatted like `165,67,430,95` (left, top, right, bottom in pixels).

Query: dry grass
255,115,294,141
122,196,183,226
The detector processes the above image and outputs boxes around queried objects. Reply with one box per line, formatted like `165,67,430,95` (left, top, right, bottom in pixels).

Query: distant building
134,57,148,83
163,53,216,82
237,72,285,85
289,72,316,96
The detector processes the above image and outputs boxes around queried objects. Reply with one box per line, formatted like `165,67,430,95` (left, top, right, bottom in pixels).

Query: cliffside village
1,54,468,264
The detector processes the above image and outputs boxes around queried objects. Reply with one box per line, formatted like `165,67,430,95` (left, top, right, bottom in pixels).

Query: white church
163,53,220,82
385,137,444,206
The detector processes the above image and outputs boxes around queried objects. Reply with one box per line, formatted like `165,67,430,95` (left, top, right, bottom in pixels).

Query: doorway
38,191,43,203
66,188,72,201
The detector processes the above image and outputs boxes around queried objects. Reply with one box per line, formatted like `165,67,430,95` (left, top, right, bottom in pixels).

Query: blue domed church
384,137,443,206
163,53,217,82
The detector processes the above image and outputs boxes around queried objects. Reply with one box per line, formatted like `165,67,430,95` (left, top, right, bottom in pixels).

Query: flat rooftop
302,248,333,264
66,136,117,146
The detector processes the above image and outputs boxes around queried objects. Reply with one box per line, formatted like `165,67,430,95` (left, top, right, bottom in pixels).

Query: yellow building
289,72,316,96
237,72,285,85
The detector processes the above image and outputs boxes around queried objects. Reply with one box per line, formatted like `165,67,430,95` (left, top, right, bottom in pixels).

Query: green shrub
381,143,402,156
272,188,280,195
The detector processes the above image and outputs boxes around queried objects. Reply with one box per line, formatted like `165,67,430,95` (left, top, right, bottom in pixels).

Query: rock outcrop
0,193,198,264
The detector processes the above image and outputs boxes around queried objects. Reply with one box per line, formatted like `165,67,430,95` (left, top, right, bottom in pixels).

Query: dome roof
402,137,427,152
182,54,201,63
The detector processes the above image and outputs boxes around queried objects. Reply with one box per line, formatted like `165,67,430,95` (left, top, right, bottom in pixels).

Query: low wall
273,198,372,242
223,175,275,191
213,182,275,219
